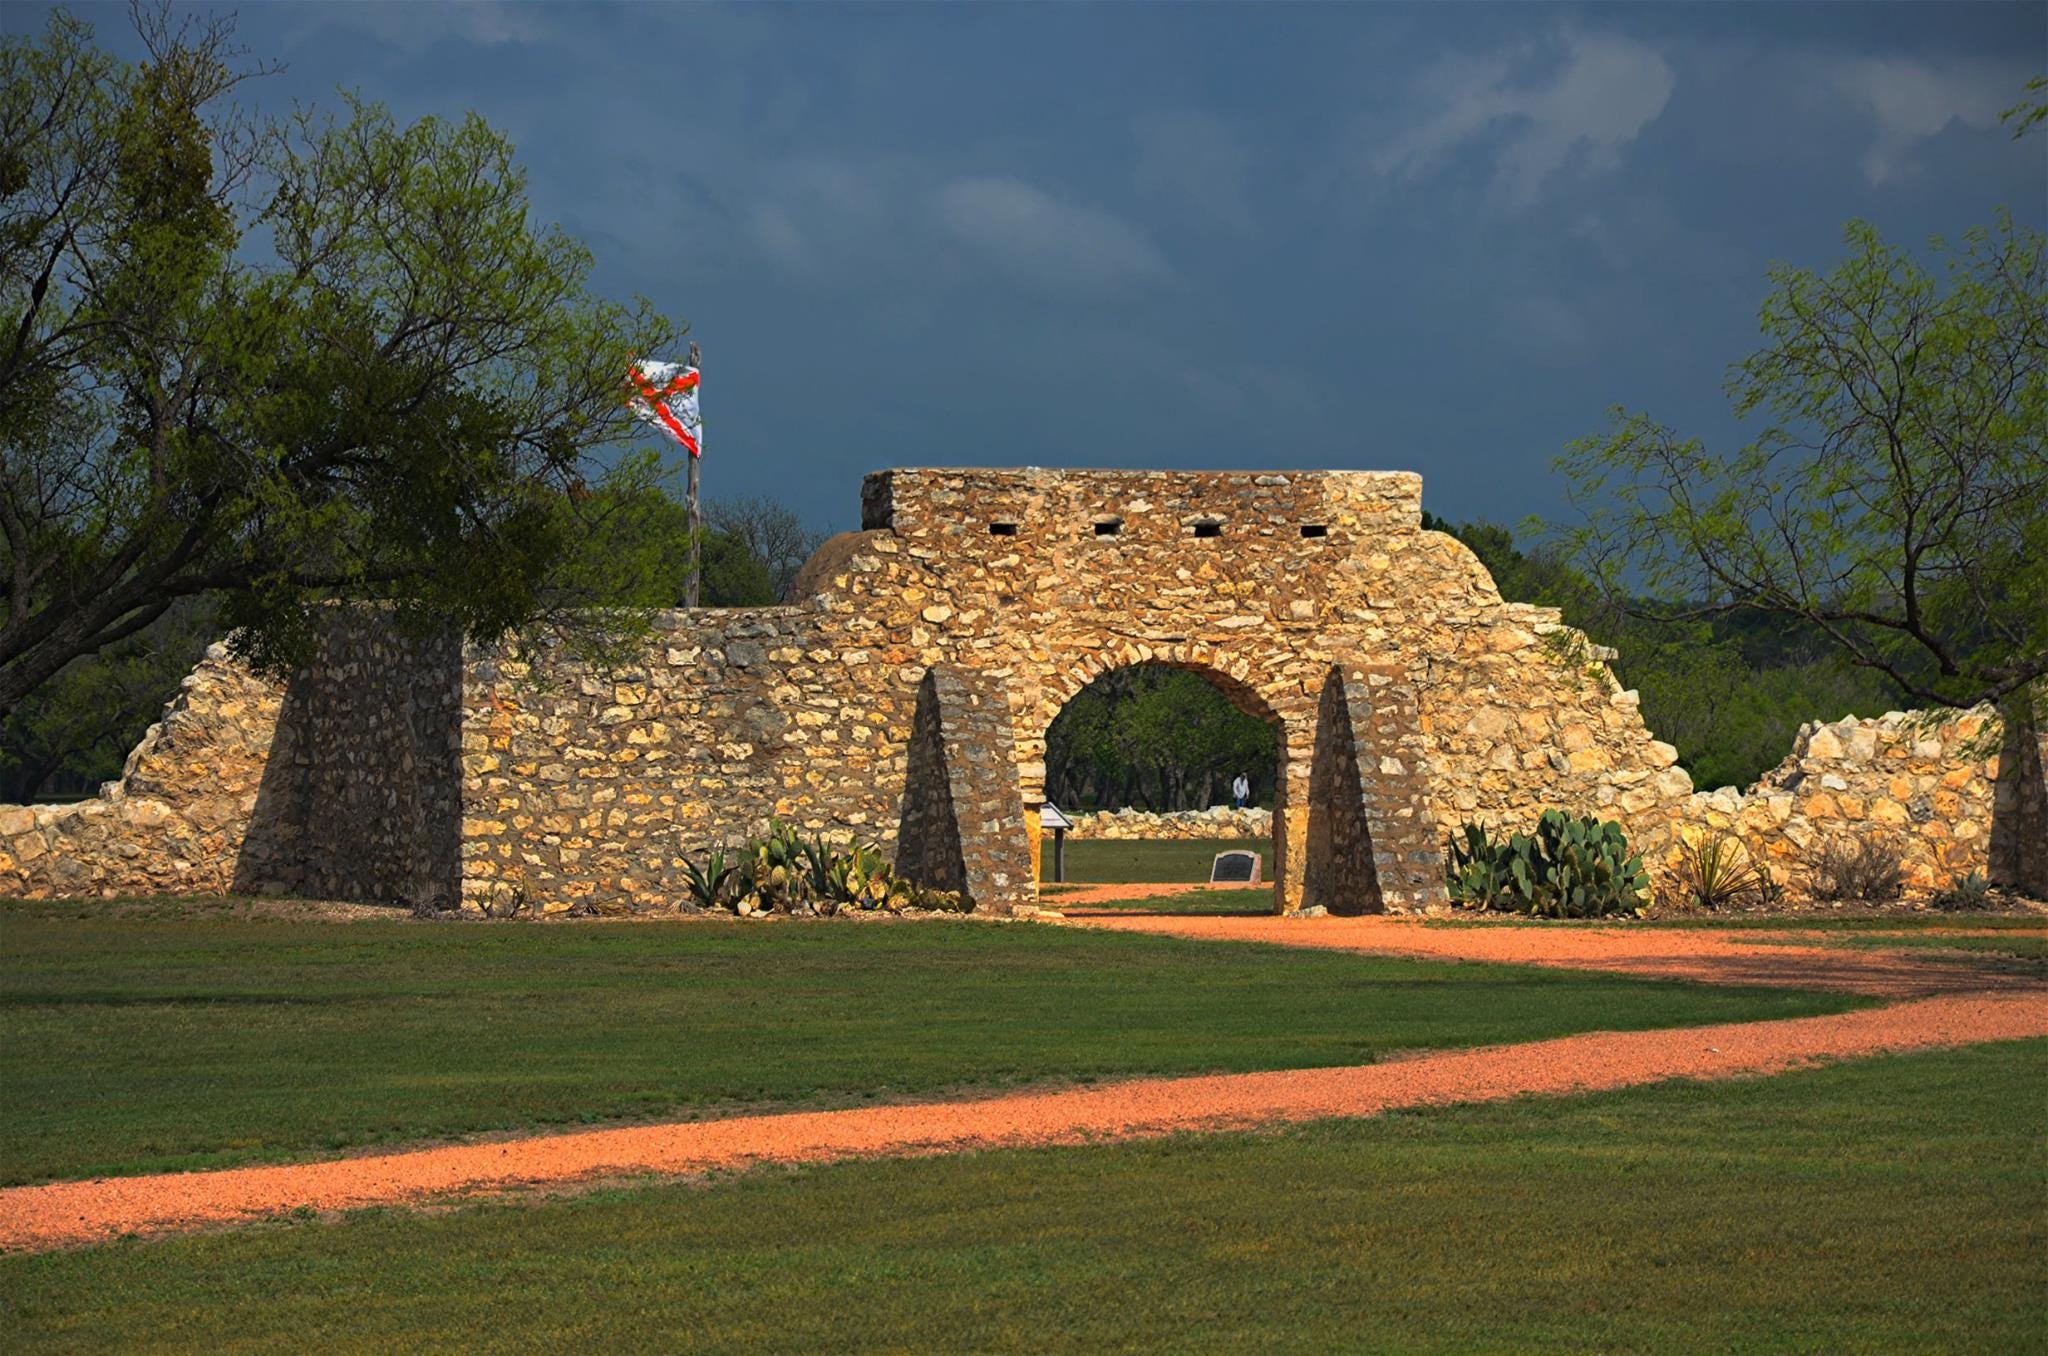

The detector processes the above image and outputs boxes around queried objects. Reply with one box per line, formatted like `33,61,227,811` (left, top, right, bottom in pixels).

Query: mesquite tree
1554,213,2046,712
0,7,685,713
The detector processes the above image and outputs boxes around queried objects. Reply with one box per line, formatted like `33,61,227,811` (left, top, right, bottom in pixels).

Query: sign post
1039,802,1075,884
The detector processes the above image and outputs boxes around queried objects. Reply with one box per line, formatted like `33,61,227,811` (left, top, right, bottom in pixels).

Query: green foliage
1046,664,1276,811
1445,811,1651,918
1550,214,2047,711
0,9,688,711
690,821,968,917
705,496,831,602
0,598,213,800
2002,73,2048,139
1665,832,1775,911
558,457,776,608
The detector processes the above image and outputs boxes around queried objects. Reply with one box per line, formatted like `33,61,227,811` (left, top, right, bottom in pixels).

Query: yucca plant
682,826,977,916
1930,870,1993,912
1667,831,1770,911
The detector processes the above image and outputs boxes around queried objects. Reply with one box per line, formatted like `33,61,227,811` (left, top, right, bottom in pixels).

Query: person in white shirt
1231,773,1250,809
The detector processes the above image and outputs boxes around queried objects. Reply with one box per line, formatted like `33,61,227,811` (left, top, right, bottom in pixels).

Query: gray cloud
934,177,1170,287
1133,110,1255,233
290,0,549,50
1373,30,1675,206
1829,57,2010,185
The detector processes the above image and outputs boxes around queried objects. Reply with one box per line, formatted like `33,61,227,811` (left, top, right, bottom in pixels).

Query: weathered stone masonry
3,467,2041,910
0,615,459,903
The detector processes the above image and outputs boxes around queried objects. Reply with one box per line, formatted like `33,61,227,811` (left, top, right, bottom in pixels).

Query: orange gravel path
1064,910,2046,997
4,989,2044,1253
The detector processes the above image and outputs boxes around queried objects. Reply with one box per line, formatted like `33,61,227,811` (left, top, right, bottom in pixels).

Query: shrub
686,821,969,916
1929,870,1994,912
1666,831,1774,911
1444,810,1651,918
1808,836,1905,902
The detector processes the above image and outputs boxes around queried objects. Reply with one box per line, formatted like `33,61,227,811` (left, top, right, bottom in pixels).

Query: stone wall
237,616,463,905
1303,665,1446,912
896,667,1035,911
0,615,462,903
1673,706,2041,896
16,466,2032,915
457,607,932,915
0,645,282,898
838,467,1701,910
1063,807,1275,840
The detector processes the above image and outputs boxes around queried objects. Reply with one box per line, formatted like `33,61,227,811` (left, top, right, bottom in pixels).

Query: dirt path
1064,911,2045,997
1040,882,1216,906
4,990,2044,1253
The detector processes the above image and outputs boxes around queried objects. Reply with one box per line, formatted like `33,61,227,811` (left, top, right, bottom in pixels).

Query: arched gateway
442,466,1695,916
0,468,1714,913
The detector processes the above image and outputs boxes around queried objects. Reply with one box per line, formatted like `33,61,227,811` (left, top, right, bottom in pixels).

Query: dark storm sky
15,1,2045,535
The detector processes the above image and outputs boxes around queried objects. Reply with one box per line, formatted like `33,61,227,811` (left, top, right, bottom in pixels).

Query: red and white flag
625,358,702,457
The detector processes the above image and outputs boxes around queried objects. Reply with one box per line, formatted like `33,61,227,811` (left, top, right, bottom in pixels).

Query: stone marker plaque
1211,850,1262,885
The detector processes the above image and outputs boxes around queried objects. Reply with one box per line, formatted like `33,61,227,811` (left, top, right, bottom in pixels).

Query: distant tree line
1044,665,1277,813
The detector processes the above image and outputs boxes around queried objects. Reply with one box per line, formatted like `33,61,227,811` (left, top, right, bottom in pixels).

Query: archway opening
1038,661,1283,914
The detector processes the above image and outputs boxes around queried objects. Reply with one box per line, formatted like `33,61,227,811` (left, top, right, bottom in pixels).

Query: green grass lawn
0,904,1865,1185
1424,911,2048,932
1057,887,1275,915
1044,836,1269,884
1638,914,2048,932
6,1040,2039,1353
1731,930,2048,963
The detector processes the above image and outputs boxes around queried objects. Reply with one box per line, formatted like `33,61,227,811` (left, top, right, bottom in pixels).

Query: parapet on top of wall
859,467,1424,544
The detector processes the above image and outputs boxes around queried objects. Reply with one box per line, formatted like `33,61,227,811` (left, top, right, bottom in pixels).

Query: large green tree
0,7,685,714
1554,212,2046,711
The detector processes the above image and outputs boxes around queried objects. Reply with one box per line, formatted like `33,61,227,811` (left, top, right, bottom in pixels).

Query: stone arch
1020,645,1314,914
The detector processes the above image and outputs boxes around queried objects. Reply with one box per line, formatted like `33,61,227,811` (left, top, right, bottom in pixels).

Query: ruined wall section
1675,706,2026,894
1066,807,1275,840
0,645,284,898
0,614,459,903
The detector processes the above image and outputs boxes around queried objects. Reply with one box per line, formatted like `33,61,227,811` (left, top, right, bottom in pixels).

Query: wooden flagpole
685,340,702,609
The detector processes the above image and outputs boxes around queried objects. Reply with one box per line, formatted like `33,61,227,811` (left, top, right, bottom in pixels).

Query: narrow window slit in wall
1094,519,1123,537
1300,524,1328,538
1193,521,1223,539
989,521,1018,536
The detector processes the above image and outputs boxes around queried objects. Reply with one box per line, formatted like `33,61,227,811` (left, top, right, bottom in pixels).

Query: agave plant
679,849,736,911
